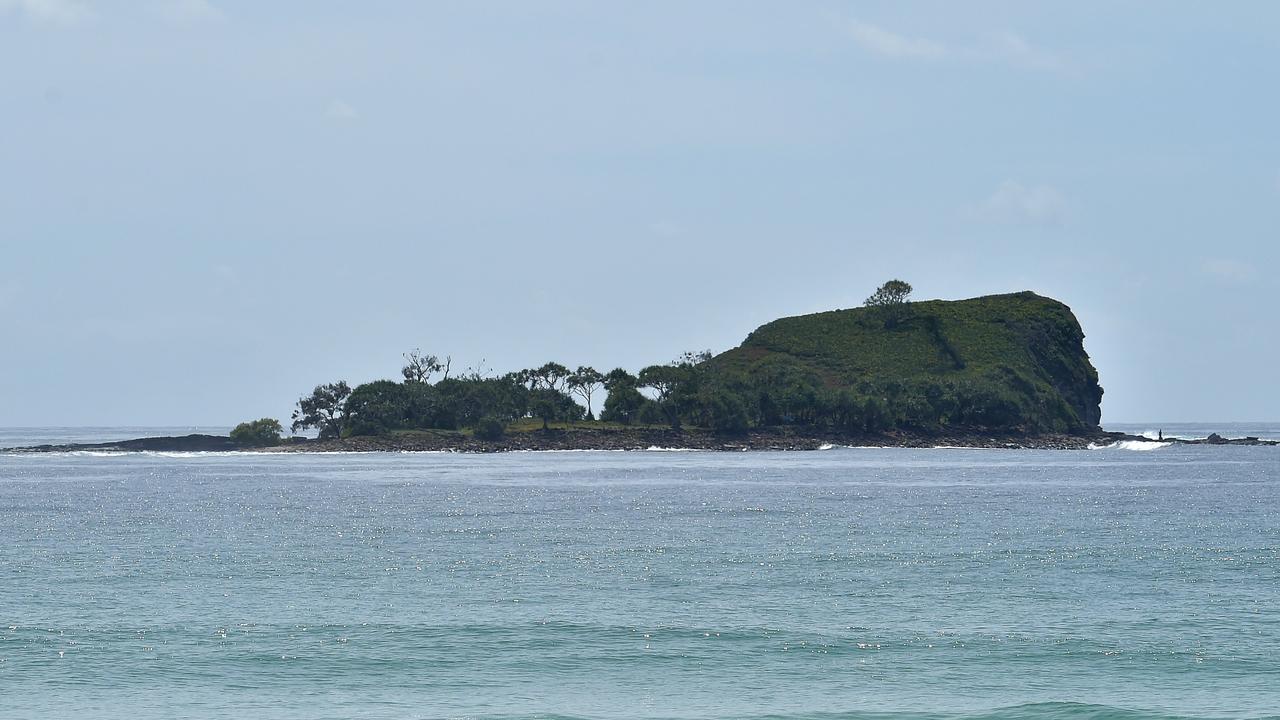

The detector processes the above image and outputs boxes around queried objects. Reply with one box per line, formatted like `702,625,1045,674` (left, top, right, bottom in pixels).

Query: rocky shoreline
258,428,1113,453
5,427,1277,454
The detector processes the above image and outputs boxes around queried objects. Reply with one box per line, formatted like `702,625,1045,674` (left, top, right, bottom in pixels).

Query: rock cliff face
709,291,1104,433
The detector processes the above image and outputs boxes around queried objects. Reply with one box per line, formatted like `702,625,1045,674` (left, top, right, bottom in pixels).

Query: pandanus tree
567,366,604,419
528,362,571,392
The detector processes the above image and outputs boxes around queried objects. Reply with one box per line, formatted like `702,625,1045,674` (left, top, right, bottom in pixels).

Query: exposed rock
9,434,237,453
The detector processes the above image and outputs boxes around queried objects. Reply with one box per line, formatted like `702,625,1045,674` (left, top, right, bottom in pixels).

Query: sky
1,1,1277,426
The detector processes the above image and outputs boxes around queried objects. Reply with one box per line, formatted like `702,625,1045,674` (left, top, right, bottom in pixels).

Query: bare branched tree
401,349,444,384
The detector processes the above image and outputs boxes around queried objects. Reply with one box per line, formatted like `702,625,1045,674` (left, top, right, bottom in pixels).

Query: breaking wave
1088,440,1171,452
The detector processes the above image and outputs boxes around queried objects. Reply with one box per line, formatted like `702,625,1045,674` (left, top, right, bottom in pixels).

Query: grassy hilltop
707,291,1103,433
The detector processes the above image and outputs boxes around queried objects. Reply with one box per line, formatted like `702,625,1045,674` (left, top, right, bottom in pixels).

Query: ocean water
1,431,1278,720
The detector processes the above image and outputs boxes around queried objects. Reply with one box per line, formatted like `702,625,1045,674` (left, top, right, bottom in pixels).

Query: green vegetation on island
263,283,1104,443
709,285,1103,433
229,418,284,447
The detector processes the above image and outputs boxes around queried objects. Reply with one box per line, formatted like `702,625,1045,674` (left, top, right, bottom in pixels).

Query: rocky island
8,286,1275,453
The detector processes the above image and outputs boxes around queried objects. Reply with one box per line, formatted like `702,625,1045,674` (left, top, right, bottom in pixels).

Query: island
8,285,1275,453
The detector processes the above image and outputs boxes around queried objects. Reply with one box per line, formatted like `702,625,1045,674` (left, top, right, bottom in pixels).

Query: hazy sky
2,1,1277,426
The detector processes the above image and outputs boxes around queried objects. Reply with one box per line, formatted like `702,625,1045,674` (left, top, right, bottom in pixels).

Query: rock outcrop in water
12,434,238,453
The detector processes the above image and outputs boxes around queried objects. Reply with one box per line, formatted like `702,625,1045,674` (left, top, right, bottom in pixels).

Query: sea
1,425,1278,720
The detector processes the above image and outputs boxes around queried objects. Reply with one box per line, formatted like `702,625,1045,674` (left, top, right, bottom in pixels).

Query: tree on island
638,351,711,429
638,364,679,402
599,367,651,425
567,366,604,419
864,279,913,328
291,381,352,439
402,348,448,384
601,384,646,425
344,380,411,436
603,368,637,390
676,350,713,366
498,362,581,429
528,388,585,430
526,362,571,392
230,418,284,447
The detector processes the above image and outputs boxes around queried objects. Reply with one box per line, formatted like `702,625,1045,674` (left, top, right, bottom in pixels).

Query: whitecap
1088,440,1171,451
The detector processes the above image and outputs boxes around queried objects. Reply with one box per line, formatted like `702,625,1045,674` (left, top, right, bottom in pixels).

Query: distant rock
9,434,237,453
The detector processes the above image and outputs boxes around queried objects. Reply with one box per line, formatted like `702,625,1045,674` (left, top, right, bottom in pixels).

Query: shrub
230,418,284,447
636,398,666,425
473,417,506,441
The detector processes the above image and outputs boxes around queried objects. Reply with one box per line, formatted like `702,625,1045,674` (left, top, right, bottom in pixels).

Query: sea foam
1088,440,1171,451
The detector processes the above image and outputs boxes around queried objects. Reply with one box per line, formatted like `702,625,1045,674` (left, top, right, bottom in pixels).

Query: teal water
1,440,1278,719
